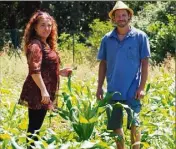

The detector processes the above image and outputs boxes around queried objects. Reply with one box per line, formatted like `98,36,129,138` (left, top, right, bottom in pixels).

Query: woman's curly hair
23,10,58,54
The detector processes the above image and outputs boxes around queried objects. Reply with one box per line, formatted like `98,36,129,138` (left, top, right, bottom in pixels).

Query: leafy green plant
133,1,176,63
55,75,136,145
56,88,114,141
87,19,113,52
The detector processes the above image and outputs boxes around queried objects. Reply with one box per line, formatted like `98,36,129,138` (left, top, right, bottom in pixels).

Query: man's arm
135,58,149,99
96,60,107,100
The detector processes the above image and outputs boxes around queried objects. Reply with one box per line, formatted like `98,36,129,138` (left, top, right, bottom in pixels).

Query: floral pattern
19,39,60,110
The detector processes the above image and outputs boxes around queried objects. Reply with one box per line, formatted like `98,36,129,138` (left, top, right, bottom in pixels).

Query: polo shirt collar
127,26,136,37
109,28,118,38
109,26,136,39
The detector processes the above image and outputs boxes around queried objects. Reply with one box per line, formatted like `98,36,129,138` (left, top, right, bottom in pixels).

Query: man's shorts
106,99,141,130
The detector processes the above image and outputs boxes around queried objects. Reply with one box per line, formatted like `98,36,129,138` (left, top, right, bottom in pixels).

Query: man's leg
131,125,141,149
114,128,125,149
106,100,126,149
126,104,141,149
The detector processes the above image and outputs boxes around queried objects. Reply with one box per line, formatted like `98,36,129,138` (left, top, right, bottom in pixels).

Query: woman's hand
59,68,72,77
31,74,51,104
41,90,50,104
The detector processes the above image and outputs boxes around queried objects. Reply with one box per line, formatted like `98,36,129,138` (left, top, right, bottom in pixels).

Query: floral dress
19,39,60,110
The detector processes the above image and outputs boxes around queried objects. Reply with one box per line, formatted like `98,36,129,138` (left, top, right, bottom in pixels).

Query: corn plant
56,90,113,141
55,76,134,144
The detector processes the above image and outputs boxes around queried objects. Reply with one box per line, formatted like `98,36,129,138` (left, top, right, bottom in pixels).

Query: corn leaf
79,115,89,124
67,75,72,93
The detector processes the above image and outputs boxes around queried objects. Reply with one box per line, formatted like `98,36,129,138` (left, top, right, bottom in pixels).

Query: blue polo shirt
97,27,150,103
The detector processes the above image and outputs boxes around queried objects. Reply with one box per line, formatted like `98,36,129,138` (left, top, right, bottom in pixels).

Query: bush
133,1,176,63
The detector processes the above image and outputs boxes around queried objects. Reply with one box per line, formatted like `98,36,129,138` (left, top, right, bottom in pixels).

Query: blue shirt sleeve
97,37,106,61
140,33,151,60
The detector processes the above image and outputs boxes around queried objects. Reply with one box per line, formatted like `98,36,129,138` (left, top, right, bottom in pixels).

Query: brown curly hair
23,10,58,54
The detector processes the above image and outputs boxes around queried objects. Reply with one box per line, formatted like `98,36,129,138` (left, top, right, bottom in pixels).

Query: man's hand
96,88,104,100
135,58,148,100
135,87,145,100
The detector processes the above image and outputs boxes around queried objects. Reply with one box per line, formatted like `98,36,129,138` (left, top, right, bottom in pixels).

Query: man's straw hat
109,1,134,19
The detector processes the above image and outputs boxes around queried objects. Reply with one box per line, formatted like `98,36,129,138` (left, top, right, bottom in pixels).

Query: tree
133,1,176,62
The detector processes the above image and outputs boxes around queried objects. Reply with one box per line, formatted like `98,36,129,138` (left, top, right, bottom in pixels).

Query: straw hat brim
109,8,134,19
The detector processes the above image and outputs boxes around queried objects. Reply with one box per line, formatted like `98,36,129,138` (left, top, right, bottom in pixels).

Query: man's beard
116,20,129,28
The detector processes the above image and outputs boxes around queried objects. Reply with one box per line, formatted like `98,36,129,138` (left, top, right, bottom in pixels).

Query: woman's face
35,16,52,41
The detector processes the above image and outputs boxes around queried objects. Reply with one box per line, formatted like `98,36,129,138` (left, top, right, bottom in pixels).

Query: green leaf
92,141,110,149
62,92,72,111
10,103,17,120
57,108,70,120
97,107,105,115
2,140,9,149
132,141,150,148
145,83,150,94
161,134,175,148
89,116,98,123
67,75,72,93
79,115,89,124
11,137,23,149
97,92,117,107
86,86,92,99
81,140,96,148
109,132,124,142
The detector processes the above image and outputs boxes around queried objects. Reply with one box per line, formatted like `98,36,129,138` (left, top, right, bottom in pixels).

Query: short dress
18,39,60,110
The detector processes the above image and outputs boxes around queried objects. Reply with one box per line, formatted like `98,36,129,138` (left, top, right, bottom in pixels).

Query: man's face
113,9,131,28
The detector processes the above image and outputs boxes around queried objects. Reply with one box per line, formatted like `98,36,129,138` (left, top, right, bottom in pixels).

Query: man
96,1,150,149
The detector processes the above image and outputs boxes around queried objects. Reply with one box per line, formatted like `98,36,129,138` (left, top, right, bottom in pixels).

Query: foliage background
0,1,175,63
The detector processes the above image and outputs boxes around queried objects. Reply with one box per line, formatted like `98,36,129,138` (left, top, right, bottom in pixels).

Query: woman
18,10,72,148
